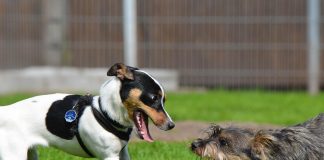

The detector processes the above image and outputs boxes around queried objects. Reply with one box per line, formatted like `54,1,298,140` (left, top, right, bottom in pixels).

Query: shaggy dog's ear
250,130,277,160
205,125,223,137
253,130,276,146
107,63,138,80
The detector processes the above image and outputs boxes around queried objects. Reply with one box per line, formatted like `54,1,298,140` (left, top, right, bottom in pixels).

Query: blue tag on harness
65,110,77,123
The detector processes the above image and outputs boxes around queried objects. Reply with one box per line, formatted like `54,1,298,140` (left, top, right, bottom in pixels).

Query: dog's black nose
168,121,175,129
191,140,201,150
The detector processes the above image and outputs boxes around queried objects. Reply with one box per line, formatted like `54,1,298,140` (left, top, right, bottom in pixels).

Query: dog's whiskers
201,142,218,160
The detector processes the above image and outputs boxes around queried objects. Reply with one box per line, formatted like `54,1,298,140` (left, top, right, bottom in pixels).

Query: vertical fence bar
123,0,138,67
307,0,321,95
42,0,66,66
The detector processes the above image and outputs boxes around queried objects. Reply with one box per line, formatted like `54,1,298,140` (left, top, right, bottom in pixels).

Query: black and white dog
0,63,175,160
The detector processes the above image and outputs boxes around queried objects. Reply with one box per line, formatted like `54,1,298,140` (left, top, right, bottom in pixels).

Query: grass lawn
166,90,324,125
1,90,324,159
36,141,195,160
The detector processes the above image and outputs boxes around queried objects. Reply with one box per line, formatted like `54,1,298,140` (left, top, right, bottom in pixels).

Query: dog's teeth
135,113,143,128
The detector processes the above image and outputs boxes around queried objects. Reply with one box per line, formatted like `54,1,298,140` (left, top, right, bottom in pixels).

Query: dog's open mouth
133,110,153,142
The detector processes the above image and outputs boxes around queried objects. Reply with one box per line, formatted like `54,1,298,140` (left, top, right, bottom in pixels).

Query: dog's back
251,113,324,160
0,94,69,130
0,93,75,159
297,113,324,138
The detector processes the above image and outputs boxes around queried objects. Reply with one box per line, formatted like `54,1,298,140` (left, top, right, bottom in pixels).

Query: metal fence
0,0,322,90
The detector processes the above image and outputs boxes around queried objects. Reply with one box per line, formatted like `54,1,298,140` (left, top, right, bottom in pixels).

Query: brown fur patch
117,67,134,80
123,88,167,126
107,63,134,80
253,131,275,147
123,88,142,118
251,131,276,160
140,106,167,126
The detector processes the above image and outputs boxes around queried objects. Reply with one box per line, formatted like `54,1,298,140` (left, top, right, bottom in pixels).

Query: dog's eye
219,138,228,146
151,95,158,101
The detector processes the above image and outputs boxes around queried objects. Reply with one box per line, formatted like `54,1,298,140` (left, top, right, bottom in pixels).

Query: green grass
166,90,324,125
0,93,35,105
128,141,195,160
38,147,94,160
1,90,324,159
36,141,195,160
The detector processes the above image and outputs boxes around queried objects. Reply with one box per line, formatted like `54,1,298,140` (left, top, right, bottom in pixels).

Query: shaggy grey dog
191,113,324,160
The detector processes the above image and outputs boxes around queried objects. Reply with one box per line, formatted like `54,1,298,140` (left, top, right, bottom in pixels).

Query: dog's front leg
119,144,130,160
27,147,38,160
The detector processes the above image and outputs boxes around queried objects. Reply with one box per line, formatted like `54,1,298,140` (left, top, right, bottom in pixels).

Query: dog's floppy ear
107,63,138,80
251,130,277,159
252,130,276,147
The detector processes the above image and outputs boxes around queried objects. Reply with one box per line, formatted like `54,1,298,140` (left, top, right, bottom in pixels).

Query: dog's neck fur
97,77,133,127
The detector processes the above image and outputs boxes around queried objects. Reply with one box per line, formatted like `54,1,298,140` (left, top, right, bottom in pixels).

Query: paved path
131,121,281,142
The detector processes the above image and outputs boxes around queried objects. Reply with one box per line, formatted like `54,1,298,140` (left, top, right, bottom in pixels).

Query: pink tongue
140,120,153,142
137,112,154,142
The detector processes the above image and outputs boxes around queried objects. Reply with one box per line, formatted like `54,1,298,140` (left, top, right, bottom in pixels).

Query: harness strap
91,102,132,141
97,98,130,130
71,95,94,157
71,95,132,157
75,131,94,157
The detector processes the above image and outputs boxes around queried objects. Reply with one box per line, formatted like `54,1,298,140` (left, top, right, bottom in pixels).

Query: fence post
307,0,321,95
42,0,66,66
123,0,138,67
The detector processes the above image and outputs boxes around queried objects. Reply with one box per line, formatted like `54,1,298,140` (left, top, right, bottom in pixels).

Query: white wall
0,67,178,94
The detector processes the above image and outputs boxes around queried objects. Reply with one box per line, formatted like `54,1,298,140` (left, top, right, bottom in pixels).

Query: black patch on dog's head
45,95,82,140
107,63,164,111
120,71,164,111
107,63,170,129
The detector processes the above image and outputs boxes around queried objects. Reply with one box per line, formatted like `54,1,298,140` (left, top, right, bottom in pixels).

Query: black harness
92,98,133,141
70,95,132,157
